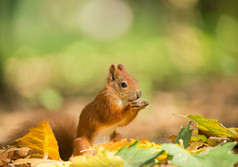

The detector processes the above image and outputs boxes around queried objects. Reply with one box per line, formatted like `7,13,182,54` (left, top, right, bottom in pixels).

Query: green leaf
116,141,164,167
175,121,193,148
187,115,236,138
191,130,207,142
71,148,124,167
162,142,238,167
195,142,238,166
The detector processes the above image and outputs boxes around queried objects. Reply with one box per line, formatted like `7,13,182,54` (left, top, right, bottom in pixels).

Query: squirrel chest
93,120,123,145
93,99,128,145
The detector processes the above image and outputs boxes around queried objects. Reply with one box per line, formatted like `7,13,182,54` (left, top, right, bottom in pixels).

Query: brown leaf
0,147,30,165
0,149,12,163
11,158,71,167
0,160,7,166
168,135,177,143
207,136,231,147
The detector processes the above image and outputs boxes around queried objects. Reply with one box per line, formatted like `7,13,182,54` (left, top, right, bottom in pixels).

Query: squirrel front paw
130,98,149,109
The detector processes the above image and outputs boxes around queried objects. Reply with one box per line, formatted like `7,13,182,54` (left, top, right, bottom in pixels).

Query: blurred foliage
0,0,238,110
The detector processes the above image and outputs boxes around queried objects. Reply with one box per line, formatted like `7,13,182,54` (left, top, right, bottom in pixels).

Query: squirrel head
106,64,141,103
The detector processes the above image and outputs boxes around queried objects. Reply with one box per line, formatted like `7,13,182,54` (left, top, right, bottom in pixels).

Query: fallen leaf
0,160,6,166
16,121,60,160
168,135,177,143
134,139,161,150
71,148,124,167
11,158,71,167
207,136,231,147
187,115,237,139
0,149,12,164
191,130,207,142
130,139,167,162
93,138,160,151
186,141,206,154
93,138,132,151
94,138,166,163
175,121,193,148
116,141,164,167
162,142,238,167
0,147,31,165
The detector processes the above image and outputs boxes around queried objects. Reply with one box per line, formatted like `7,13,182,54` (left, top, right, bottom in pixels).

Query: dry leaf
207,137,231,147
0,149,12,164
16,121,60,160
71,148,124,167
0,159,7,166
93,138,158,152
0,147,31,165
168,135,177,143
93,138,132,151
11,158,71,167
187,115,236,139
186,141,206,154
94,138,167,163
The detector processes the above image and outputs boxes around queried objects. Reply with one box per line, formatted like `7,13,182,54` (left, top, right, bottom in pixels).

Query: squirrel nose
137,91,142,98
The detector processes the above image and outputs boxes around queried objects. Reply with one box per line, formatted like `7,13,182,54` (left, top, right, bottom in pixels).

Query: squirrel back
5,111,78,161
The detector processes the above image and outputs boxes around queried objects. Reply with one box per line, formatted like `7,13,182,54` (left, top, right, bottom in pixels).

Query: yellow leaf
93,138,161,152
94,138,167,163
131,139,167,163
207,136,231,147
156,151,168,162
187,115,237,139
229,128,238,139
71,148,124,167
191,131,207,142
93,138,132,152
186,141,206,154
136,139,161,150
11,158,71,167
16,121,60,160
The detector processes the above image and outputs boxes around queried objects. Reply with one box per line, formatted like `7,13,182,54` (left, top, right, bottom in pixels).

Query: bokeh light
79,0,133,41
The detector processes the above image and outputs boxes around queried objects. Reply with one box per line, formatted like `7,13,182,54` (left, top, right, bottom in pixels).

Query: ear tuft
108,64,117,81
118,64,126,72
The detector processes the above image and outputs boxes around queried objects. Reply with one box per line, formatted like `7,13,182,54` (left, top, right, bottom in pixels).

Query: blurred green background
1,0,238,143
0,0,238,111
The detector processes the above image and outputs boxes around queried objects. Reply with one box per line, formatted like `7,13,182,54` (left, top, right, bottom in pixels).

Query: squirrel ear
108,64,117,81
118,64,126,72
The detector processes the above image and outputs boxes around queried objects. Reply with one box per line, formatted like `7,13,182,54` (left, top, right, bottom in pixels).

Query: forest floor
0,77,238,144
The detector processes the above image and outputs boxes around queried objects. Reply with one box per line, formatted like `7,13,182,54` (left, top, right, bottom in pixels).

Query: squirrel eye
121,81,127,88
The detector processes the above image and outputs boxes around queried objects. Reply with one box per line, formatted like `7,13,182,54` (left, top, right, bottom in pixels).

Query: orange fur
73,137,94,156
74,64,149,155
110,131,122,142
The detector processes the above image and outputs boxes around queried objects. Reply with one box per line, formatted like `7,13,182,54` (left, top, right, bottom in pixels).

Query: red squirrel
4,64,148,160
